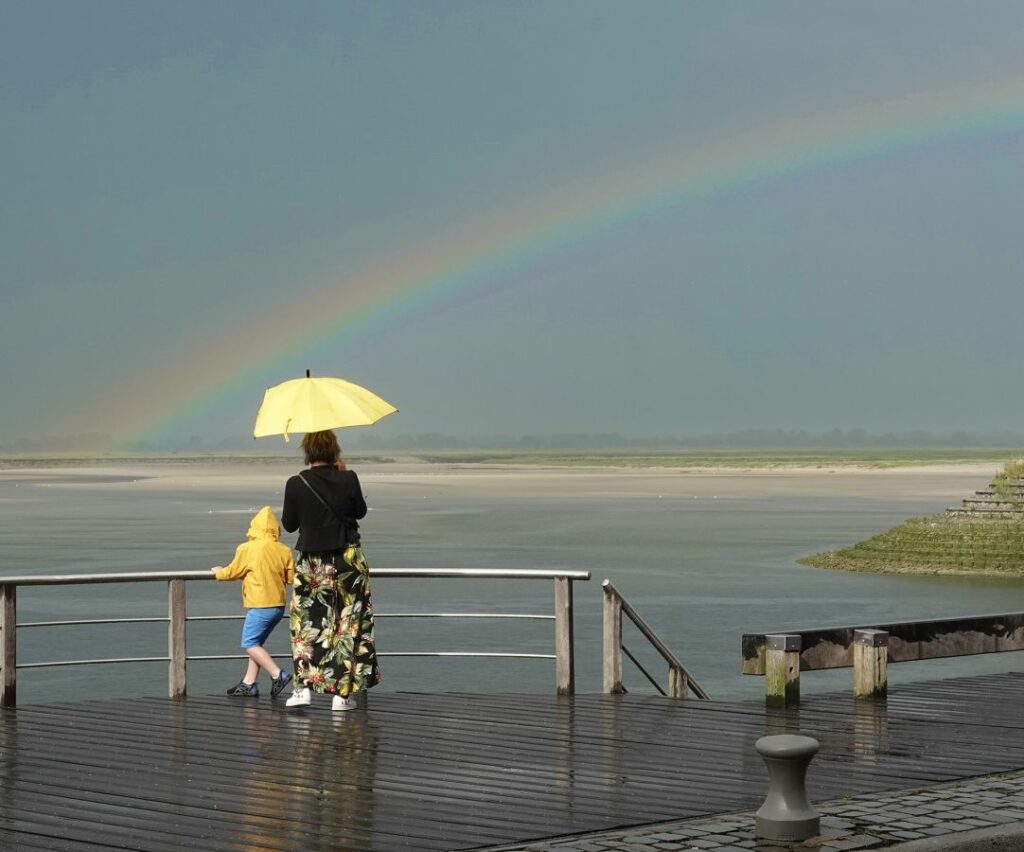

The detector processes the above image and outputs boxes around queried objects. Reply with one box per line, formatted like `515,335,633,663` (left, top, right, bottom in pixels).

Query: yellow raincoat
214,506,295,607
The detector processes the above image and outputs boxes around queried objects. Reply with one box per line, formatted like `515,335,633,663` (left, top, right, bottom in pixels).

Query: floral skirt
290,545,381,696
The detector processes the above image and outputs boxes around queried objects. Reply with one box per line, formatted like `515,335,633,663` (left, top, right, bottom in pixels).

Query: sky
2,2,1024,447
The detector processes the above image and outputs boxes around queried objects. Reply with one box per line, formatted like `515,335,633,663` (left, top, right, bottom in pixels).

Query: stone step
961,499,1024,511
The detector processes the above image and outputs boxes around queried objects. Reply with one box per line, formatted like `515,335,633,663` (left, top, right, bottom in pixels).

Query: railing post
765,633,801,706
168,579,187,698
0,583,16,707
602,581,624,694
853,629,888,699
668,665,687,699
554,576,574,695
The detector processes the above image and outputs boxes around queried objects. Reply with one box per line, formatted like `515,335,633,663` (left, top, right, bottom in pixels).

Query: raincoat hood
246,506,282,541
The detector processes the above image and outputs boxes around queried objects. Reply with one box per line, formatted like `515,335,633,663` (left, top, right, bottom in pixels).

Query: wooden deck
3,672,1024,850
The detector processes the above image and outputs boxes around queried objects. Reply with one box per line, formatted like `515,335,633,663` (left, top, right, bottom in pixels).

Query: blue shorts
241,606,285,649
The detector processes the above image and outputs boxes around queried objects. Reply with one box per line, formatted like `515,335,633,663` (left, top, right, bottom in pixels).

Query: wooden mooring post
765,634,801,706
853,629,888,699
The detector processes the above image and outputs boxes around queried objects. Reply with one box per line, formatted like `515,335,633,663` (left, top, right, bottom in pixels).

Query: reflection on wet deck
2,673,1024,850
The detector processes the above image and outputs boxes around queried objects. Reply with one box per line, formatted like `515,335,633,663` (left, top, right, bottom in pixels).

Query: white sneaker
286,688,311,707
331,694,357,712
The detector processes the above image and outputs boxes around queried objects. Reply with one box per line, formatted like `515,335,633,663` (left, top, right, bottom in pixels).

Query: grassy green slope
800,459,1024,577
799,515,1024,576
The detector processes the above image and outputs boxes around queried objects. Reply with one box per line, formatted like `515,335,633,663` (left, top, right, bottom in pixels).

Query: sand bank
0,459,999,504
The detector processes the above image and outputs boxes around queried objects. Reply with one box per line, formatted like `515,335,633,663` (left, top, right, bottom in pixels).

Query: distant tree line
3,428,1024,455
349,429,1024,451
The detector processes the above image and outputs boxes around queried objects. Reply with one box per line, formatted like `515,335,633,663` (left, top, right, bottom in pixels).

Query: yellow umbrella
253,371,397,441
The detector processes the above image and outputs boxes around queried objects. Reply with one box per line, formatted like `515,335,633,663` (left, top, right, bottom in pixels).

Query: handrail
0,568,590,706
601,579,709,700
0,568,592,586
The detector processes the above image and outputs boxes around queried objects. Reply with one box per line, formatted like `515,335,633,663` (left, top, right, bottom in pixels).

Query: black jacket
281,466,368,554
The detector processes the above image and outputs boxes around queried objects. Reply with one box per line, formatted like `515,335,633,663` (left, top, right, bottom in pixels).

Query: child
212,506,296,698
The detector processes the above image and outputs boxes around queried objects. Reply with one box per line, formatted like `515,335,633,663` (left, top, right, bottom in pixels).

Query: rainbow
96,74,1024,441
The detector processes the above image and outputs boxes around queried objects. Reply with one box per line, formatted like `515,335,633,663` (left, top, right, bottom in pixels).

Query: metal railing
601,580,708,699
0,568,590,706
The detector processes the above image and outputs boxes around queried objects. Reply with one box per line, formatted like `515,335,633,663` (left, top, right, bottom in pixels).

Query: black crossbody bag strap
298,472,357,544
297,472,337,518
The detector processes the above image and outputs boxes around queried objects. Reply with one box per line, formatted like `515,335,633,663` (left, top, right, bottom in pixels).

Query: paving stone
977,812,1022,824
897,807,937,816
926,809,974,819
913,802,950,815
838,835,885,849
816,838,879,851
918,825,955,836
931,821,970,834
837,809,870,820
896,816,937,826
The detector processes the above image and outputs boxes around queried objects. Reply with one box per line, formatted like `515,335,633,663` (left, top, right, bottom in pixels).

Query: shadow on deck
2,672,1024,850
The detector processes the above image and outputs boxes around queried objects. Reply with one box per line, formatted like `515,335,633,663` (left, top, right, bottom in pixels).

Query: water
2,458,1021,703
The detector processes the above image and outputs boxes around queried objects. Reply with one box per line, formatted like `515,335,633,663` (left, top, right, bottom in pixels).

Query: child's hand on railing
210,566,221,574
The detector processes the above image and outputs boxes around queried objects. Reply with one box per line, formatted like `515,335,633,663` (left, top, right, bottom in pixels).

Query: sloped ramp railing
602,579,709,699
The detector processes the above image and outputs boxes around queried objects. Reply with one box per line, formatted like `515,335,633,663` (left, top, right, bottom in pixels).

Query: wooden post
853,629,888,699
0,584,16,707
168,579,187,699
554,577,574,696
668,665,687,699
765,633,801,706
602,582,624,694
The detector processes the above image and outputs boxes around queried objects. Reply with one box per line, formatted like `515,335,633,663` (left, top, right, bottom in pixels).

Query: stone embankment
799,478,1024,576
946,481,1024,520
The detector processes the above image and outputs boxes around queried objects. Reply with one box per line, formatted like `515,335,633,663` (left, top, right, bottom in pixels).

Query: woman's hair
300,430,341,466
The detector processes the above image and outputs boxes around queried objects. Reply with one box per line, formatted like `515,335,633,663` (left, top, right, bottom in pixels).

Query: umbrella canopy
253,373,397,441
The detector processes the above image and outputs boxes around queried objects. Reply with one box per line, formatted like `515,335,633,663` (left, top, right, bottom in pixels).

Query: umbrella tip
306,369,311,378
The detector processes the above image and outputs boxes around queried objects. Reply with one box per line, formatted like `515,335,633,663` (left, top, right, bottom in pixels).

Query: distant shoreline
0,448,1013,474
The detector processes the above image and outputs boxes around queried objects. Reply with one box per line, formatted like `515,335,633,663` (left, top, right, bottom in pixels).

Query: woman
280,430,381,710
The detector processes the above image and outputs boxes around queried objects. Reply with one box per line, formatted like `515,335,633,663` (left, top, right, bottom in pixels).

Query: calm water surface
2,459,1021,703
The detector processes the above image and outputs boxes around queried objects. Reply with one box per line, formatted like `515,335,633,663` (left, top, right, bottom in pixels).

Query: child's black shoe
226,681,259,697
270,671,293,698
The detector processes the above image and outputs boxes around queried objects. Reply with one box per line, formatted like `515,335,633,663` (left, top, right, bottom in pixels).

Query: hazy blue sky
3,2,1024,445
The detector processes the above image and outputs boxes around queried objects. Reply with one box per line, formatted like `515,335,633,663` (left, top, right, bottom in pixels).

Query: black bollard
754,734,820,841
